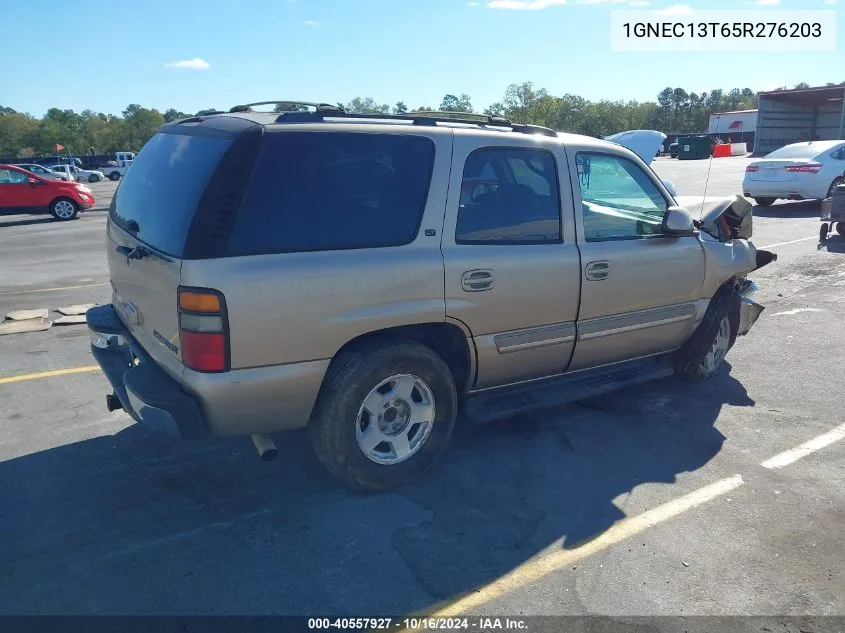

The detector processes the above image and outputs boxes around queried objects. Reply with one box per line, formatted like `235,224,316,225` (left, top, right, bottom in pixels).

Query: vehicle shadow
752,200,820,218
0,366,752,615
0,215,55,229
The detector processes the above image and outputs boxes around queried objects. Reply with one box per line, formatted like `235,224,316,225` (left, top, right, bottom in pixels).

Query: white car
45,164,106,184
742,140,845,207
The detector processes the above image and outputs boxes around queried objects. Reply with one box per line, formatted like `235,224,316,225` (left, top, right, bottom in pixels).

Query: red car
0,164,95,221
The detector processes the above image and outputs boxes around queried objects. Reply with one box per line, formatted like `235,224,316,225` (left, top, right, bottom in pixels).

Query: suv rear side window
456,147,561,244
109,132,233,256
225,132,435,256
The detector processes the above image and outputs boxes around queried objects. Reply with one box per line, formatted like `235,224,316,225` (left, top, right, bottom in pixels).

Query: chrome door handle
585,261,610,281
461,269,495,292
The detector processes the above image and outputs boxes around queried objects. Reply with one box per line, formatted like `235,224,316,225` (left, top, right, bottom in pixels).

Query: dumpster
677,135,712,160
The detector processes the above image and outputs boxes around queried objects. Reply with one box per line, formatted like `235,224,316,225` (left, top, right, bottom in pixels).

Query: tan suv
87,102,775,491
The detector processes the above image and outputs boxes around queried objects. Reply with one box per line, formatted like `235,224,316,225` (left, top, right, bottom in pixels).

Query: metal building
754,85,845,156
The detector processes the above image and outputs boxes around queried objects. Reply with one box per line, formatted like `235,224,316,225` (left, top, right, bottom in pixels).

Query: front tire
754,197,776,207
837,222,845,236
309,340,457,492
50,197,78,221
675,284,738,381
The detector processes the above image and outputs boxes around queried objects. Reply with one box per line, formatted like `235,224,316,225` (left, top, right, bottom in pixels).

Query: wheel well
334,323,474,394
50,196,76,207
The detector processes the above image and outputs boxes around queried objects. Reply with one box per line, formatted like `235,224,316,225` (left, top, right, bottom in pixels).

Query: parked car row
0,163,96,220
5,151,136,183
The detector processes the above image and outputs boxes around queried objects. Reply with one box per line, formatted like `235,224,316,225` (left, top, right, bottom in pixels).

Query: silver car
15,163,64,181
87,103,776,491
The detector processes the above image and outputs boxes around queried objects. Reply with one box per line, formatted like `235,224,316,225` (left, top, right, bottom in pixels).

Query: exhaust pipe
251,434,278,462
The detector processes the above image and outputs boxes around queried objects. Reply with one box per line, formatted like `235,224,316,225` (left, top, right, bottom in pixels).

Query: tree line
1,81,838,158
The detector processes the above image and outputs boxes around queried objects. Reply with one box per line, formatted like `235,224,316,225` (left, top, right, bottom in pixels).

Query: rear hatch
107,127,238,380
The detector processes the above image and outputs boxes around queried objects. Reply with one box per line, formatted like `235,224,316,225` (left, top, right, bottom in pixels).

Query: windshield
109,131,233,257
765,143,831,159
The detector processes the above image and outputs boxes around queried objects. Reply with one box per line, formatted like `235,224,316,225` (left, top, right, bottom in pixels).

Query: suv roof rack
272,108,559,137
229,101,345,114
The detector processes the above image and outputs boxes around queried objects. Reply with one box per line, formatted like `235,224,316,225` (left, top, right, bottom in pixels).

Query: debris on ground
0,317,52,335
5,308,48,321
54,314,88,325
56,304,97,316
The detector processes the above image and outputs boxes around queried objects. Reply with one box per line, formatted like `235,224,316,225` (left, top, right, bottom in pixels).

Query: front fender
700,236,758,297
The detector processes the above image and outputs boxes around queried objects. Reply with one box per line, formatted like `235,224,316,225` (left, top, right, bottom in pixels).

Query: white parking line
760,422,845,470
759,236,818,250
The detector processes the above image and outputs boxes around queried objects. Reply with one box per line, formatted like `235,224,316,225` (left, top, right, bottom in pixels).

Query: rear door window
109,131,233,257
225,132,435,256
455,147,561,244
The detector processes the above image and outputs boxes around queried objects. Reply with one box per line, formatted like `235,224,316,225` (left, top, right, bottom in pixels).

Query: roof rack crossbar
273,110,558,136
231,101,345,113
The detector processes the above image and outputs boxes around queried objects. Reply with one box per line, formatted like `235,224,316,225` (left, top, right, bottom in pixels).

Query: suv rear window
224,132,435,256
109,131,233,256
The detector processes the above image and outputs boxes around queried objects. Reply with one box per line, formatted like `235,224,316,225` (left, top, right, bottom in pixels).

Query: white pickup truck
97,151,135,181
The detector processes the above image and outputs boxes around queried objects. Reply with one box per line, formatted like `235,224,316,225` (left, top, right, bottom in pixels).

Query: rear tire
108,171,120,181
309,340,457,492
837,222,845,236
50,197,78,221
826,176,844,199
754,197,776,207
675,284,739,381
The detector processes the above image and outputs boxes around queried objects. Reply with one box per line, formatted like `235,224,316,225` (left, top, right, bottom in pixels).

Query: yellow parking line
0,282,109,296
0,365,101,386
400,475,744,622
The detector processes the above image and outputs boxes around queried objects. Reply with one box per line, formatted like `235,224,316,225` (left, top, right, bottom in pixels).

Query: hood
675,194,754,241
604,130,667,166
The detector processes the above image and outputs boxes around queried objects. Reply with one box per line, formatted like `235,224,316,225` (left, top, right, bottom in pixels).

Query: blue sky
1,0,841,117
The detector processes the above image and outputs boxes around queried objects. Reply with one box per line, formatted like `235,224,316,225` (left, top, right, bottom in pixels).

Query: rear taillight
745,166,758,172
178,288,229,372
785,163,823,174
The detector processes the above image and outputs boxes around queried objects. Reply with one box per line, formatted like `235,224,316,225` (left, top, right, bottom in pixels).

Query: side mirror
661,179,677,197
662,206,695,236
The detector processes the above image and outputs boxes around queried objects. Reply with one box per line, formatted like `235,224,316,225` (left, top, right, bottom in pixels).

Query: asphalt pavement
0,158,842,620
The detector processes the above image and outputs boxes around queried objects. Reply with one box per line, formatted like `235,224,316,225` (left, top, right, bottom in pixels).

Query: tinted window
225,132,434,256
576,152,668,242
0,169,28,184
109,132,233,256
456,148,561,244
